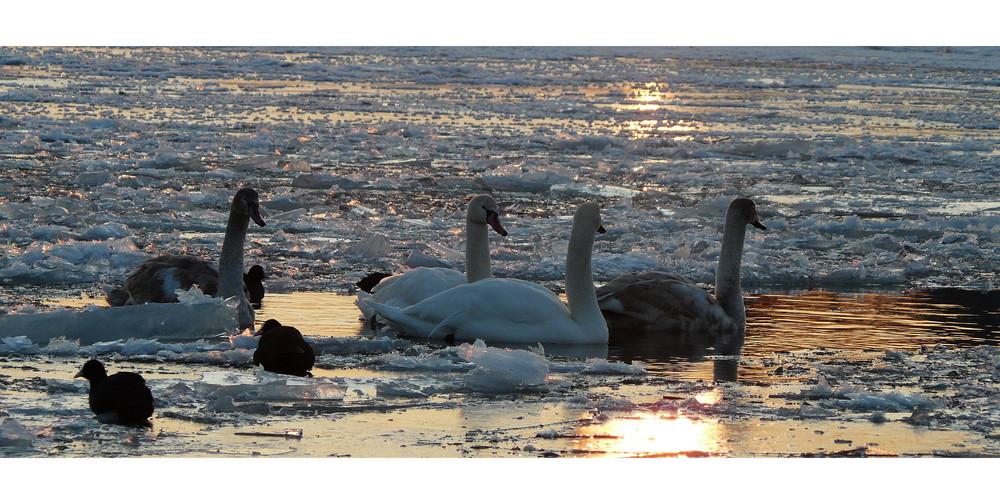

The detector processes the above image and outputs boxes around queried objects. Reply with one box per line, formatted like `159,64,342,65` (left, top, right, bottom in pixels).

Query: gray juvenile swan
596,197,765,354
356,194,508,325
105,188,266,330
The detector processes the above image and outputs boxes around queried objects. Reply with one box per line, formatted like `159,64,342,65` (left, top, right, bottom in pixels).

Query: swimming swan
368,202,608,345
357,194,508,324
105,188,266,330
596,197,765,354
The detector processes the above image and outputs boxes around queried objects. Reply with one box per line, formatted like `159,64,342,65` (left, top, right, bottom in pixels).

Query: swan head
468,194,508,236
730,198,766,230
234,188,266,227
576,201,606,234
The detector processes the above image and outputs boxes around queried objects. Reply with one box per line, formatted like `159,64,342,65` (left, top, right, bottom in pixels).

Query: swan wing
597,271,736,336
371,267,466,308
373,278,603,344
122,254,219,304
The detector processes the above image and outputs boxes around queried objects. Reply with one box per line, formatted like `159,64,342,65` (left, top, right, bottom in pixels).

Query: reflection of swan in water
909,287,1000,339
356,194,508,326
597,198,765,355
367,202,608,345
607,334,740,382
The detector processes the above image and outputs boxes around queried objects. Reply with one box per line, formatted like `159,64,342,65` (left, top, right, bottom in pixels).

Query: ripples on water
169,288,1000,380
51,287,998,382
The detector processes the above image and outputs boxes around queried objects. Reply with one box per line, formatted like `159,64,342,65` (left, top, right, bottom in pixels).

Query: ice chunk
403,251,454,269
195,374,346,403
551,183,640,198
458,340,549,393
341,235,390,259
0,418,34,447
581,359,646,375
292,173,338,189
477,164,572,192
0,291,238,345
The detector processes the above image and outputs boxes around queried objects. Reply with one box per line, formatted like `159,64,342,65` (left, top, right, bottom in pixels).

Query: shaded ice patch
0,418,35,447
0,289,238,345
458,340,549,393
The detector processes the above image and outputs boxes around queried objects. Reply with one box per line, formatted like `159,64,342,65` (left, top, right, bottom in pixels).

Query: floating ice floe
458,340,550,393
0,418,34,448
0,289,238,346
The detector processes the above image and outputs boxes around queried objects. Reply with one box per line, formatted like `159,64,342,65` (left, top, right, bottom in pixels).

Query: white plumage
356,194,508,325
366,202,609,345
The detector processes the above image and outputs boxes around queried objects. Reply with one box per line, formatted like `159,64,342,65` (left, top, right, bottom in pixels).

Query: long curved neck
715,212,748,350
217,208,249,301
565,221,602,327
465,217,491,283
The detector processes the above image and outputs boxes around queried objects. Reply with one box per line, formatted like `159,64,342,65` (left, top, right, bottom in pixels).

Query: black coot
244,264,267,307
253,319,316,377
356,272,392,294
74,360,155,427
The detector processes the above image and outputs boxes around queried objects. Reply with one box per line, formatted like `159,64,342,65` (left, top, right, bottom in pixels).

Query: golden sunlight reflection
255,292,367,337
694,388,723,406
574,412,726,457
628,83,669,106
620,120,696,139
744,290,998,355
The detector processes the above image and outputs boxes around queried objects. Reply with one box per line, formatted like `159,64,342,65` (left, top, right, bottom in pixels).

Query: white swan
367,202,608,345
356,194,508,324
105,188,266,330
596,197,765,354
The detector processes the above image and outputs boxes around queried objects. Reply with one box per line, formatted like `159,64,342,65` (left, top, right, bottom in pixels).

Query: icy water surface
2,288,997,458
2,47,1000,458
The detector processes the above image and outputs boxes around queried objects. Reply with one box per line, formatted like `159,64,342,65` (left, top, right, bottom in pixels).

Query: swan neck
465,217,491,282
715,213,748,351
565,220,602,325
217,208,249,300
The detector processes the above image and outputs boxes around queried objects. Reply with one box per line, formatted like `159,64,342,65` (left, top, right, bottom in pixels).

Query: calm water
23,286,996,458
251,288,1000,382
52,287,999,383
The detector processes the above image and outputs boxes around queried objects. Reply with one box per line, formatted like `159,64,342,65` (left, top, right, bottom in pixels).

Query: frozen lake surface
1,47,999,458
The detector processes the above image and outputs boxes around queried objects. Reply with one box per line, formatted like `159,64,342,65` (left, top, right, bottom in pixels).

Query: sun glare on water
574,412,728,457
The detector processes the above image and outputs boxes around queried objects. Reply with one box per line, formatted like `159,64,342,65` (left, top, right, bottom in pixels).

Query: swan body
106,188,266,330
358,194,507,324
74,359,155,427
596,197,765,354
369,202,608,345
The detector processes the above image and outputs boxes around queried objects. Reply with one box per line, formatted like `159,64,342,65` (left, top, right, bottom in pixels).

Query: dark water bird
356,272,392,294
596,197,766,355
253,319,316,377
244,264,267,308
105,188,266,330
74,359,155,427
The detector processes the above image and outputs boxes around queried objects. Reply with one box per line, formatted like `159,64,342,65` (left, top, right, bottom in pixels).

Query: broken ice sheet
458,340,550,393
192,370,346,404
